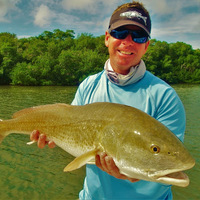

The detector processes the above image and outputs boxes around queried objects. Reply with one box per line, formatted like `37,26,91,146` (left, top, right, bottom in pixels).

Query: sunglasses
109,28,149,44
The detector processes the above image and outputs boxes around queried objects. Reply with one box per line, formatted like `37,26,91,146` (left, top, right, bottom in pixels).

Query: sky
0,0,200,49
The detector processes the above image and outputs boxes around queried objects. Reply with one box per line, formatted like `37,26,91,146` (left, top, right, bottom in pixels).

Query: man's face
105,26,150,75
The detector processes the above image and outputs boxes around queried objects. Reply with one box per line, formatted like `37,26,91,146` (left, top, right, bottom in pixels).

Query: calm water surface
0,85,199,200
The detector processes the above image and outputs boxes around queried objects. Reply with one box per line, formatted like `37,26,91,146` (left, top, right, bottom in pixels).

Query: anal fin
64,149,98,172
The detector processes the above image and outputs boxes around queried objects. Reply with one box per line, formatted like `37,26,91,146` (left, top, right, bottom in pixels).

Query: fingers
30,130,56,149
95,152,102,168
96,152,140,183
48,140,56,148
30,130,40,141
38,134,47,149
96,152,107,171
127,177,140,183
97,152,105,169
96,152,125,178
104,156,127,179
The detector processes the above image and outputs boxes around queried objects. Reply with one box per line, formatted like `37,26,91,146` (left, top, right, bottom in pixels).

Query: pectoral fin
64,149,98,172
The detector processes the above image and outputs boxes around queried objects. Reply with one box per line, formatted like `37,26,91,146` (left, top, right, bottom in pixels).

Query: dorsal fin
12,103,71,119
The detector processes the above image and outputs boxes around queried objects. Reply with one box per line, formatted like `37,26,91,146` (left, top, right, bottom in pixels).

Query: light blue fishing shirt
71,60,185,200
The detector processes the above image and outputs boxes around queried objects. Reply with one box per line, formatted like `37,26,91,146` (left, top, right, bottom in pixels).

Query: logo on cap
120,11,147,25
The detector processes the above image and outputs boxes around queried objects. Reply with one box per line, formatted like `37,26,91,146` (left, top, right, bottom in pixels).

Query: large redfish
0,102,195,187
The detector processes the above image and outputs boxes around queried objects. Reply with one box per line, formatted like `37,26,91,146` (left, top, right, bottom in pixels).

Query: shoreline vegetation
0,29,200,86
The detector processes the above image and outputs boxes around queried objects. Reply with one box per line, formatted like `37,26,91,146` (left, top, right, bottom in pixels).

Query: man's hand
96,152,140,183
30,130,56,149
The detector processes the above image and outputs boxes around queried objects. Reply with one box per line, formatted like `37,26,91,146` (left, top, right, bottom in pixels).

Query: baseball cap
108,6,151,37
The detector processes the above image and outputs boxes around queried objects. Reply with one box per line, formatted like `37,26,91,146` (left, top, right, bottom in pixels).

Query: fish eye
150,145,160,154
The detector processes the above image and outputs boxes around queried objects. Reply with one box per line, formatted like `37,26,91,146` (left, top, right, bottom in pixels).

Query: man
31,1,186,199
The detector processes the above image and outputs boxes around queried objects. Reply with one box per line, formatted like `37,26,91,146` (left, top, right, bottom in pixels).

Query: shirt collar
104,59,146,86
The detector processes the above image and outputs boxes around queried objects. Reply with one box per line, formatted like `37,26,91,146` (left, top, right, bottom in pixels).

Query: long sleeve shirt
71,61,185,200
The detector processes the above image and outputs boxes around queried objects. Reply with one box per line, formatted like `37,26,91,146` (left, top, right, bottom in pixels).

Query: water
171,84,200,200
0,86,84,200
0,85,199,200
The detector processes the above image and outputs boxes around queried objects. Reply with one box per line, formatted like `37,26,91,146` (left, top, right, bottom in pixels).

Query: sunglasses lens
133,37,148,43
110,30,129,39
110,29,148,44
131,31,148,43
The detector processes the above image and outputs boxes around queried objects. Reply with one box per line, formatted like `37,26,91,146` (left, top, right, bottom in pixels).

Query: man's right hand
96,152,140,183
30,130,56,149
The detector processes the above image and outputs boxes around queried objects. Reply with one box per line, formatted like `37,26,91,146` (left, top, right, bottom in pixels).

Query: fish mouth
149,161,195,187
154,171,190,187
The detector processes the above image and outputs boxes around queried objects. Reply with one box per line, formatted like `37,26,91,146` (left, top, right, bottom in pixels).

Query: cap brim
110,20,150,37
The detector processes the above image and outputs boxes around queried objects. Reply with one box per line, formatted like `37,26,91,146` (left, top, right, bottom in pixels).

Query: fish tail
0,119,10,144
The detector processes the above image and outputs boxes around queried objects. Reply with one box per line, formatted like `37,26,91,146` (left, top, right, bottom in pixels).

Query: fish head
103,117,195,187
148,133,195,187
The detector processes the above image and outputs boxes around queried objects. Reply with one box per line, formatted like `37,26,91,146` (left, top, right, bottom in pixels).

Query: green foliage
0,32,19,84
0,31,199,86
143,39,200,84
